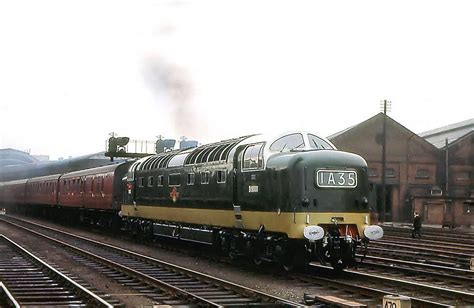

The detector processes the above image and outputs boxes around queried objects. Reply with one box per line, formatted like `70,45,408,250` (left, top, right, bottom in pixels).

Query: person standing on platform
412,212,422,238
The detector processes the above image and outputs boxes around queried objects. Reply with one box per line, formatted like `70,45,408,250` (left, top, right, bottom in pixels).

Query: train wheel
282,261,294,272
228,251,238,260
253,256,263,266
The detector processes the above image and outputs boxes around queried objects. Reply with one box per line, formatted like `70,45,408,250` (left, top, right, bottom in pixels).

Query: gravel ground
0,215,309,306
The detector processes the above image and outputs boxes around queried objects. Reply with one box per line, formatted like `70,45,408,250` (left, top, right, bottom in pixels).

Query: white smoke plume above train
142,55,203,138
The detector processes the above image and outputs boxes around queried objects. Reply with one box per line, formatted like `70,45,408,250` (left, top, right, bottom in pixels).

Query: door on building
376,184,393,221
443,201,453,228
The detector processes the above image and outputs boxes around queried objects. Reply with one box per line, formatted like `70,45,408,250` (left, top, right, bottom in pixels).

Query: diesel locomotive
0,131,382,270
121,131,383,269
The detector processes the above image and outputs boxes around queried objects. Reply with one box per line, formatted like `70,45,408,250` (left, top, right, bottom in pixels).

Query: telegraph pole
380,100,391,222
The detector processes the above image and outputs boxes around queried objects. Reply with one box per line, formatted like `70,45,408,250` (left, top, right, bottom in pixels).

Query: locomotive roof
133,131,334,171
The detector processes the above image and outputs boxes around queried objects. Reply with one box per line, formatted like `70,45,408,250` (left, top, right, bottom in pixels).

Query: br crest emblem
169,187,180,203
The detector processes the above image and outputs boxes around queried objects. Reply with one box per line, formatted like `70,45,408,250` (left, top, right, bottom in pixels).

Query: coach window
242,143,264,171
269,134,304,152
201,171,210,184
217,170,226,183
148,176,154,187
187,173,195,185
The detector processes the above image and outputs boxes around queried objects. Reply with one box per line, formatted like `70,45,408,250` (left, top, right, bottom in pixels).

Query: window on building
385,168,395,178
138,177,144,187
456,171,471,180
464,202,473,215
169,173,181,186
416,169,430,179
201,171,210,184
243,143,265,171
368,168,378,177
217,170,226,183
148,176,154,187
157,175,164,187
430,186,443,196
269,134,304,152
187,173,195,185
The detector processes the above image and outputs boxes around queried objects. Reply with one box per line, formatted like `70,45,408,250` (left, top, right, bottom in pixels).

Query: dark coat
413,215,422,230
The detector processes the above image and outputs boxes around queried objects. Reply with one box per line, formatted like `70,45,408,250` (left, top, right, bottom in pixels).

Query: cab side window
242,143,264,171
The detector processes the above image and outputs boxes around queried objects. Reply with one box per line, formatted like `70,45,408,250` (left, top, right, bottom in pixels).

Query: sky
0,1,473,160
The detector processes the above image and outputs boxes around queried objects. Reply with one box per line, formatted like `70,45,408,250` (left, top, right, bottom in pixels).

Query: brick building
420,119,473,227
329,114,473,227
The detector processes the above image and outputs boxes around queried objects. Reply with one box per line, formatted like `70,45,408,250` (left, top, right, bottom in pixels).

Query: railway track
360,255,474,287
0,234,114,307
0,215,299,307
363,241,472,269
303,263,474,307
383,225,474,244
360,227,474,269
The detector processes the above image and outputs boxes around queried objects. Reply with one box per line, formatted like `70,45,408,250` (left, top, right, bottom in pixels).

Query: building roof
0,148,39,167
0,151,125,182
419,118,474,149
329,113,439,153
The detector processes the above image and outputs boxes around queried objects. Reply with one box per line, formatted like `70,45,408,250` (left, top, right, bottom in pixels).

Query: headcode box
383,295,411,308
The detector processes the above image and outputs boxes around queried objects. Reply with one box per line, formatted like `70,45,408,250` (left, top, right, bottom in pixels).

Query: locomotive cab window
269,134,304,152
308,134,334,150
242,143,264,171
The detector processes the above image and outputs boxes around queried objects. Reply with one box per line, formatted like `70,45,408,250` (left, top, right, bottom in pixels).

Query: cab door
232,145,246,228
233,142,265,219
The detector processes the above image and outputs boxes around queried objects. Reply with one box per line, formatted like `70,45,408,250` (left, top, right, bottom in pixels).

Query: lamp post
380,100,391,223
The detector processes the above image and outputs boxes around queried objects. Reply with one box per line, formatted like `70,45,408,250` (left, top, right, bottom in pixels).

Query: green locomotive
121,131,383,269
